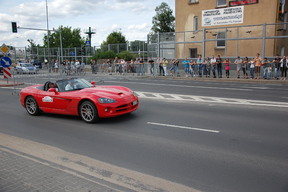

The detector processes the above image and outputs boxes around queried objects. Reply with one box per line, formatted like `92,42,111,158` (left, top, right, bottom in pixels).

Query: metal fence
148,22,288,59
6,22,288,64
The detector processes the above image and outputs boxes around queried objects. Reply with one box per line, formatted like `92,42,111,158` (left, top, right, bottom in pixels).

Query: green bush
117,51,137,61
92,50,116,60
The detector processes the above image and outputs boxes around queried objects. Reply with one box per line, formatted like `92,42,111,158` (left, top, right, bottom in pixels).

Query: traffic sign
4,67,12,79
86,41,91,47
0,44,9,54
0,57,12,68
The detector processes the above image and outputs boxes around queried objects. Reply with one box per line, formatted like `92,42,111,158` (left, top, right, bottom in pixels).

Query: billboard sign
229,0,258,7
202,6,244,27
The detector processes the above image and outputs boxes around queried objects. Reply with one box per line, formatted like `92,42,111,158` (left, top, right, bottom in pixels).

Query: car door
39,89,75,113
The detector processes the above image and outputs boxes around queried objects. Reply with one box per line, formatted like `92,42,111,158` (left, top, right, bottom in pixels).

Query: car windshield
56,78,93,92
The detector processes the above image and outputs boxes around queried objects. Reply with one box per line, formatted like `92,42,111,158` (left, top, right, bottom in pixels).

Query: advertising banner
202,6,244,27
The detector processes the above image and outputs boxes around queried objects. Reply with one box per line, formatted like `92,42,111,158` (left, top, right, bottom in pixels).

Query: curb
0,80,24,87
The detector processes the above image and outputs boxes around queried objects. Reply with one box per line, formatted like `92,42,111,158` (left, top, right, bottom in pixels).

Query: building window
188,0,199,4
194,16,198,31
189,48,198,58
216,32,226,47
216,0,226,7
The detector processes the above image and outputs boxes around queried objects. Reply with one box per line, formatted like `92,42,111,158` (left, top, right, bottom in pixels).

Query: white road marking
136,91,288,108
147,122,220,133
106,80,251,91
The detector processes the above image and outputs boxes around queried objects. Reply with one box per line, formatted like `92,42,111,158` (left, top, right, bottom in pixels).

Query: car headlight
98,98,116,103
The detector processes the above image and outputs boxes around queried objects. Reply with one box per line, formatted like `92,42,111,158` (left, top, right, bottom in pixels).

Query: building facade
175,0,288,58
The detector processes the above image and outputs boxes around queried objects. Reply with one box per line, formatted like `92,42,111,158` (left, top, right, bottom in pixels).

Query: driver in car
65,81,74,91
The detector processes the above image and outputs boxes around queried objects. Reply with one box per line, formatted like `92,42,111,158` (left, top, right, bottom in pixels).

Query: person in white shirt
210,56,217,78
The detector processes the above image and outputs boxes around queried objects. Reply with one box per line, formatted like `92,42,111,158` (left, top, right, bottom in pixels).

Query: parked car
15,63,38,74
20,78,139,123
32,60,42,69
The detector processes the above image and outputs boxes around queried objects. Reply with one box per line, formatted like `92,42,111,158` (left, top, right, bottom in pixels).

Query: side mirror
48,88,58,93
90,81,96,86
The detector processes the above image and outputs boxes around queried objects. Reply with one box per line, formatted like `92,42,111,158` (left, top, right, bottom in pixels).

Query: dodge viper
20,78,139,123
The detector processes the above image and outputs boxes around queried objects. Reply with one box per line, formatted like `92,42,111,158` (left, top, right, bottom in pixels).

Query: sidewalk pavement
0,147,134,192
1,72,287,88
0,80,24,87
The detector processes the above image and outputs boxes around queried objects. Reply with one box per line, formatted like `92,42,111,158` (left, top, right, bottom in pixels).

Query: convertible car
20,78,139,123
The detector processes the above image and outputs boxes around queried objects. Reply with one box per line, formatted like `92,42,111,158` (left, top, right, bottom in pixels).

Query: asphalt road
0,76,288,192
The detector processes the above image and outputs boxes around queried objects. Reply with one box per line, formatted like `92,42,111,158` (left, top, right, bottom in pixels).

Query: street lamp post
46,0,51,72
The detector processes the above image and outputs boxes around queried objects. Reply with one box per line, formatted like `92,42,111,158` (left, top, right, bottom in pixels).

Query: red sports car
20,78,139,123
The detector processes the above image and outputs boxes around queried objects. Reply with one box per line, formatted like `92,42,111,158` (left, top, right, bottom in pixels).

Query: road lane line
105,80,251,91
137,91,288,108
147,122,220,133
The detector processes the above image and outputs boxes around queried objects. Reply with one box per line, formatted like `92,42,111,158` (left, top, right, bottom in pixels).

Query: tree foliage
102,31,127,45
117,51,137,61
43,26,85,48
91,50,116,60
151,2,175,33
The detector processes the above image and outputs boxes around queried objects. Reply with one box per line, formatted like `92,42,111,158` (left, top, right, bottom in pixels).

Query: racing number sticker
42,96,53,102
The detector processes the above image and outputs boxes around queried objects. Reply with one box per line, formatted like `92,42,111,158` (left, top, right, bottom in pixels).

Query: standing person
158,57,164,76
183,58,190,77
107,59,112,75
169,58,175,76
197,55,203,77
254,53,262,79
224,58,231,78
148,57,154,75
249,58,255,79
162,58,168,76
216,55,223,78
91,60,97,74
210,55,217,78
75,60,80,74
262,58,270,79
273,55,281,79
119,59,125,75
234,56,242,78
173,58,179,76
266,61,272,80
130,59,135,74
139,58,145,76
189,59,195,77
280,56,287,80
54,60,59,73
242,57,249,79
205,57,211,78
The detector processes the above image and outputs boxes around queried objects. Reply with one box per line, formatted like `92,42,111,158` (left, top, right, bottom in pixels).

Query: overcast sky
0,0,175,48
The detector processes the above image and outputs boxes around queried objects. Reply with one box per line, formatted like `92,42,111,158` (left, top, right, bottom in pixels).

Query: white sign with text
202,6,244,27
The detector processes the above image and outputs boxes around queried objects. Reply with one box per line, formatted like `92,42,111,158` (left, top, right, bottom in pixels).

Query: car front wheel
79,101,99,123
25,96,40,116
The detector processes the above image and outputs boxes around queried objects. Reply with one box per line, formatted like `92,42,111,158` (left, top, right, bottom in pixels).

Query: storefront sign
229,0,258,7
202,6,244,27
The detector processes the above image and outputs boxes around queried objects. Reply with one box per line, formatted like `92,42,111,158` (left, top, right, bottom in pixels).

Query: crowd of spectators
89,53,288,80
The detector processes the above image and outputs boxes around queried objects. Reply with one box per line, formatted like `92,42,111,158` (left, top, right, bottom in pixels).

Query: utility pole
84,27,96,47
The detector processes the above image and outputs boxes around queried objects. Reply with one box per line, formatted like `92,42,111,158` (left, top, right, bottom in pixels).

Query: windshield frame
55,78,93,92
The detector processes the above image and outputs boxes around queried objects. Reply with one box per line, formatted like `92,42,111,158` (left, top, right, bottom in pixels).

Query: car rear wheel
79,101,99,123
25,96,40,116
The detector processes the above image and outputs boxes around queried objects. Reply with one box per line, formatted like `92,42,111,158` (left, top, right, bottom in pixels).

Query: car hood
80,86,131,97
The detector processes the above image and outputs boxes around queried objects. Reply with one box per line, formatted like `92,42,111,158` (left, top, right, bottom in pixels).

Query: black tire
25,96,40,116
79,101,99,123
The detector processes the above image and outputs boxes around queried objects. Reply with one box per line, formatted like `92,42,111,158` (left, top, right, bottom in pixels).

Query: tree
151,2,175,33
43,26,85,48
101,31,127,53
102,31,127,45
